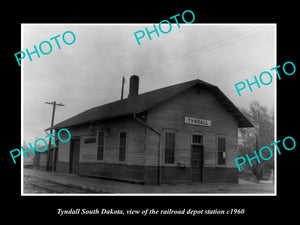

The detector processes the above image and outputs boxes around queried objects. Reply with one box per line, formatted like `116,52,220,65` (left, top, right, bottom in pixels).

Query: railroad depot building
49,75,252,184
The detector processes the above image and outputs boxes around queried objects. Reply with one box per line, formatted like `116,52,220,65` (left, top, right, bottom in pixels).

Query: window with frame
192,134,203,146
164,132,175,164
217,138,226,165
97,131,104,161
119,132,126,161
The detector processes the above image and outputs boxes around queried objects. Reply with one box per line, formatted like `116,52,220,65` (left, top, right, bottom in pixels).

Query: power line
52,27,269,106
137,27,265,76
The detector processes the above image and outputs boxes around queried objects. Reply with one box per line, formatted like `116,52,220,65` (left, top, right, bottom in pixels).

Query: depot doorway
69,138,80,174
191,134,204,182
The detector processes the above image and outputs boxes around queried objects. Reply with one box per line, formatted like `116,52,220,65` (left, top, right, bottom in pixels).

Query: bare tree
238,101,274,180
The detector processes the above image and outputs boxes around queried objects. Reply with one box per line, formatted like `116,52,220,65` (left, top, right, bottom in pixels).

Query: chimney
128,75,139,97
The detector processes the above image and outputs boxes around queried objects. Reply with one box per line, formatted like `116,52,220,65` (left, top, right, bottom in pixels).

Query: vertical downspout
133,113,162,185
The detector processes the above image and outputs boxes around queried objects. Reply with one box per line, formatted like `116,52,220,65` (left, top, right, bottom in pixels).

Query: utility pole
121,76,125,100
45,101,65,171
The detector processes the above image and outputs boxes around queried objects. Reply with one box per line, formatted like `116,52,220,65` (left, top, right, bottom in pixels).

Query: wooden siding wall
99,119,146,165
56,126,85,162
57,141,71,162
146,86,238,168
56,117,146,167
55,86,240,183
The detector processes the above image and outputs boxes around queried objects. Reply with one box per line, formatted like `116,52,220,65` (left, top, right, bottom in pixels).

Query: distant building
33,150,48,170
47,75,252,184
32,144,56,170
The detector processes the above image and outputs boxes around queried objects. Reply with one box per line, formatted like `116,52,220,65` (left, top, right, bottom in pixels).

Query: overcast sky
22,24,276,144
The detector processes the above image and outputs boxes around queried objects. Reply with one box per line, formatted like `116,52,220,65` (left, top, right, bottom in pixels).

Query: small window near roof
192,134,203,146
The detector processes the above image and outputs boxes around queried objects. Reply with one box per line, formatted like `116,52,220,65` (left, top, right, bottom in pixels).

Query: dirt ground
22,168,275,194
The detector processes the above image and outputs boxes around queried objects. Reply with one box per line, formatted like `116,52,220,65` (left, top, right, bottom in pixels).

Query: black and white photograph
3,3,299,221
21,23,276,195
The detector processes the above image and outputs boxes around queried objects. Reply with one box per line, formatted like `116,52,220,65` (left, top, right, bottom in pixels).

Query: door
69,139,80,174
191,145,203,182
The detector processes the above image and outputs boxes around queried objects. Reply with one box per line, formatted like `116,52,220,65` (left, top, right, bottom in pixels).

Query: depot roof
48,79,253,130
